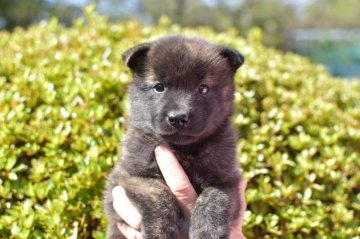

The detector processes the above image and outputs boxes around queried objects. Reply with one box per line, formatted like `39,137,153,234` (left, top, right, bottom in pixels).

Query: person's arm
112,145,246,239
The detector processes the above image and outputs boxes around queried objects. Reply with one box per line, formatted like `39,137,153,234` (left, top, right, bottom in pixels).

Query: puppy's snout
167,111,189,128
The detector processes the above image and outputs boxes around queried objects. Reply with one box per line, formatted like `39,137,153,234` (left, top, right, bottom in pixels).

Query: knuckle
172,183,194,197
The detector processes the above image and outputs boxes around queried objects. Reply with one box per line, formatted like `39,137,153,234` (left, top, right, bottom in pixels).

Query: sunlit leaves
0,7,359,239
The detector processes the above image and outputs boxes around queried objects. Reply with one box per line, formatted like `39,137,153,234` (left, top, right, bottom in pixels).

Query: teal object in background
323,43,360,77
290,29,360,78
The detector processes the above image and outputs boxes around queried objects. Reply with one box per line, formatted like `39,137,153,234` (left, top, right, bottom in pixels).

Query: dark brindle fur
104,35,244,239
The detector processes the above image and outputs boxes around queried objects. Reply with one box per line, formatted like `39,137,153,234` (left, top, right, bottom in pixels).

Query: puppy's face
124,36,244,145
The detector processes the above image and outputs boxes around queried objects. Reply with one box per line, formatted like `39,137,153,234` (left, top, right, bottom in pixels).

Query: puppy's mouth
158,129,204,145
158,127,202,137
159,131,195,137
154,117,207,144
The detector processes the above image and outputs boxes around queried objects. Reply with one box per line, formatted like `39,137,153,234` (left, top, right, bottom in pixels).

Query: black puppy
104,35,244,239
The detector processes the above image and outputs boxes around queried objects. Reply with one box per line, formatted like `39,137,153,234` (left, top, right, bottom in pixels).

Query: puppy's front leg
189,185,240,239
106,176,183,239
127,182,182,239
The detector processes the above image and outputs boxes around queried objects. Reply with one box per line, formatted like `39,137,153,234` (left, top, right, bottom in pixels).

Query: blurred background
1,0,359,78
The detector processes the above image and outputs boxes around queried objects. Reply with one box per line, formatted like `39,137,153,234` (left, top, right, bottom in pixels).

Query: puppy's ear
219,46,244,71
122,43,152,75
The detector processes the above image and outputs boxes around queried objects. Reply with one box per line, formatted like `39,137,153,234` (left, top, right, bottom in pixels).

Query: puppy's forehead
147,36,223,83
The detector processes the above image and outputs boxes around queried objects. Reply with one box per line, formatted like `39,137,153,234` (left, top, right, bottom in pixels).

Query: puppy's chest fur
120,125,240,194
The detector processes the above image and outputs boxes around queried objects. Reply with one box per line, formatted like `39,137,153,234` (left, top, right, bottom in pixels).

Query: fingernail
155,145,167,156
112,185,126,199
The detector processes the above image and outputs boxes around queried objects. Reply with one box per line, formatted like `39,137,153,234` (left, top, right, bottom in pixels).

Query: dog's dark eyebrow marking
139,84,153,91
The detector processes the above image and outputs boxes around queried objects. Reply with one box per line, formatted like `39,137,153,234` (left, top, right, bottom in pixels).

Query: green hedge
1,5,359,239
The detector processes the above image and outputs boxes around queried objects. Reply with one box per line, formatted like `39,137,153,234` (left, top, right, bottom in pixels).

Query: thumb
155,145,197,218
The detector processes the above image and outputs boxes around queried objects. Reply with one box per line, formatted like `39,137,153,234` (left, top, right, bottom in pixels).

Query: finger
117,222,142,239
230,228,246,239
238,179,247,225
229,180,247,239
155,145,197,218
112,186,142,230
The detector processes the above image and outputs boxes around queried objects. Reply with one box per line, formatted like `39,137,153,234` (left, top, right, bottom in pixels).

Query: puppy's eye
153,83,165,93
198,84,209,95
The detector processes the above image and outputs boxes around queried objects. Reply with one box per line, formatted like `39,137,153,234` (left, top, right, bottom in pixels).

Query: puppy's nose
167,111,188,127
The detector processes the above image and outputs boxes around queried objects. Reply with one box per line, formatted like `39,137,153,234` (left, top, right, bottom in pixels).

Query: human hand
112,145,247,239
